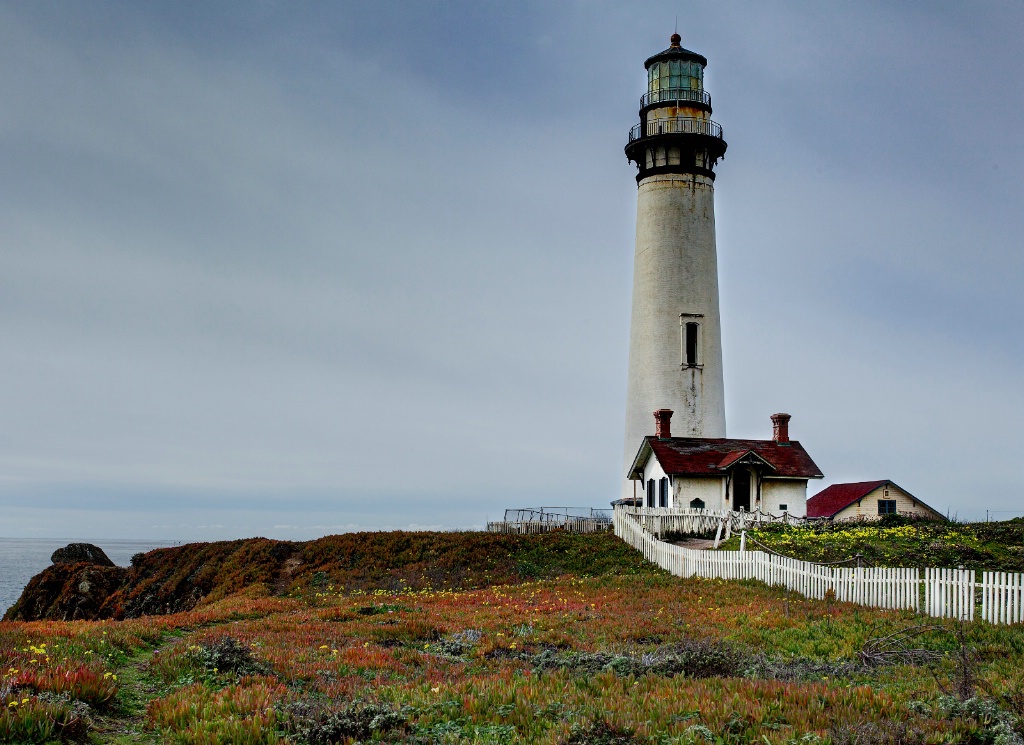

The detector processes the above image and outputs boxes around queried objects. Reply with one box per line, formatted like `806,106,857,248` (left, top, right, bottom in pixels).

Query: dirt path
672,537,716,550
88,643,166,744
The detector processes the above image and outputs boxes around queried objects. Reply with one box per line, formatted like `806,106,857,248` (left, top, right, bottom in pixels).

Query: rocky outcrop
4,539,294,621
5,563,128,621
51,542,115,567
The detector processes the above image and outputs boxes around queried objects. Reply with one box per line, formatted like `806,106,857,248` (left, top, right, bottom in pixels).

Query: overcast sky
1,1,1021,540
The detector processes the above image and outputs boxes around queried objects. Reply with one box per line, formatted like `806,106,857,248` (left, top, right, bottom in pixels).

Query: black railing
640,88,711,109
628,117,724,142
502,507,613,525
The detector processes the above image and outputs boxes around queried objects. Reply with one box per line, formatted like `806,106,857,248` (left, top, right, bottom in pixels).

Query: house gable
717,450,777,473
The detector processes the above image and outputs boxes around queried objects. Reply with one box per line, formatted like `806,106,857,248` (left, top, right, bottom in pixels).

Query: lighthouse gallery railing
628,117,724,143
640,88,712,109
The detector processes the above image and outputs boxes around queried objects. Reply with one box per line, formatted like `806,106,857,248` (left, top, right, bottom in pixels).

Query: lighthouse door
733,470,751,512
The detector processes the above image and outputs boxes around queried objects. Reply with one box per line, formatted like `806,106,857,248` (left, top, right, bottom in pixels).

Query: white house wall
637,453,669,506
638,452,811,515
672,476,726,510
761,479,807,517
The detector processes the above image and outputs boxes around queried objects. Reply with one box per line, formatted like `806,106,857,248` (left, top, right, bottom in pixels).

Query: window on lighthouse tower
684,322,700,367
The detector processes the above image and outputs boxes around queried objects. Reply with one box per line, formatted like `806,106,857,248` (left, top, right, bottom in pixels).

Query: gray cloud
0,2,1020,538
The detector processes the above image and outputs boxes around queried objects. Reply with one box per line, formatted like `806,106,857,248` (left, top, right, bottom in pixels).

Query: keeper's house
806,480,946,522
626,410,823,516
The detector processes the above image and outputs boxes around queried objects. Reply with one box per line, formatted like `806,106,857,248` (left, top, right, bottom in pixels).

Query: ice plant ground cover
4,530,653,622
2,532,1024,743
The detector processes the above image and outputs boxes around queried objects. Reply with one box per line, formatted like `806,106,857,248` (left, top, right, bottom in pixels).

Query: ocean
0,537,183,616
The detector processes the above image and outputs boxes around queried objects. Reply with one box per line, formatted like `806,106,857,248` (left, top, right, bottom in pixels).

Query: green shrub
283,700,406,744
0,695,89,743
533,638,746,679
561,719,638,744
198,636,271,677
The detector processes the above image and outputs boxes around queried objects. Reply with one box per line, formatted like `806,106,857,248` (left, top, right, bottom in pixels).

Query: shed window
878,500,897,515
779,503,788,512
684,322,699,366
659,477,669,507
647,479,656,508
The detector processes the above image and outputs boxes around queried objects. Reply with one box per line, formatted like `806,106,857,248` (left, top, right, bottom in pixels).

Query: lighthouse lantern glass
648,60,703,93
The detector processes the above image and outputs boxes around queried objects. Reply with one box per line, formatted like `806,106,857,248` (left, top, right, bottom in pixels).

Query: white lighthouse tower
621,33,728,495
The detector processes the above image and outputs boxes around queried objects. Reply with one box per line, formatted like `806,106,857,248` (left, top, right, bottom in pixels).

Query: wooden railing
620,506,805,540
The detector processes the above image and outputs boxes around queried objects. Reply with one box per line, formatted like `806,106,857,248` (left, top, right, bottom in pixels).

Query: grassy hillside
5,531,650,622
3,530,1024,743
720,517,1024,570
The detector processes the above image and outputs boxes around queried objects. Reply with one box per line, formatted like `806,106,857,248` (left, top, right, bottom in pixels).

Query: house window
690,498,705,510
659,477,669,507
684,322,699,366
878,500,897,515
779,503,788,512
647,479,655,508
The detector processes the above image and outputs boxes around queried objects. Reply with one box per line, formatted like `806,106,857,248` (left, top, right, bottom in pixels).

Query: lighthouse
621,33,728,495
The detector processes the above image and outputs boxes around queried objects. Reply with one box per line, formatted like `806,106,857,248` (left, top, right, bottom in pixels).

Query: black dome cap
644,33,707,69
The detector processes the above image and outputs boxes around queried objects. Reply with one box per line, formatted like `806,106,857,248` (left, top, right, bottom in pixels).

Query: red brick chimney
771,413,791,444
654,409,673,439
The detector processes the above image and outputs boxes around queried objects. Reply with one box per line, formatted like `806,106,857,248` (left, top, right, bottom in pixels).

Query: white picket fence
981,571,1024,625
613,508,1023,625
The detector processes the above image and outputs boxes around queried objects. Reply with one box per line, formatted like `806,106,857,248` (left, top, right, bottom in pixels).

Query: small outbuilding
626,410,823,516
806,480,945,522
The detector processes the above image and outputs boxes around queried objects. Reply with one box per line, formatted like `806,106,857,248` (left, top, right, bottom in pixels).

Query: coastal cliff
4,530,641,621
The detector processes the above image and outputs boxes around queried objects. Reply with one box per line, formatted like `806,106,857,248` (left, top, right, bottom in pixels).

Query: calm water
0,538,183,616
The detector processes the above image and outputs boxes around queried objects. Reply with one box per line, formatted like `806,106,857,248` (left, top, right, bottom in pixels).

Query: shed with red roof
806,480,945,521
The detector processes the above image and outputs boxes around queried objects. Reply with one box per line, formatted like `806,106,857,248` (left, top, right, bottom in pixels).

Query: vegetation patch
722,516,1024,570
561,719,639,744
532,638,746,679
4,530,1024,742
6,531,653,622
0,693,90,744
281,700,406,744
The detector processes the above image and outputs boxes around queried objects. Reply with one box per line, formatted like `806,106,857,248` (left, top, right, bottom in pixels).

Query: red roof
806,480,888,518
632,437,823,479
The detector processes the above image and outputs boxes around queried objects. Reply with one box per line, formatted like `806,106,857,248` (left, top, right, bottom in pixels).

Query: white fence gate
613,507,1024,625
